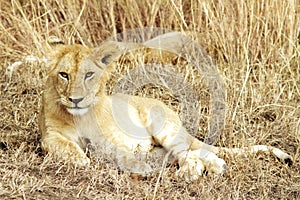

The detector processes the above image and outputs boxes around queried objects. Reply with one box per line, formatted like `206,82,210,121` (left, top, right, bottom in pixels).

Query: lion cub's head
46,39,130,116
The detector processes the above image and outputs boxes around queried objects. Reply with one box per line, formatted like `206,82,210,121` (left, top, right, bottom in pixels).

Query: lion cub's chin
67,108,89,116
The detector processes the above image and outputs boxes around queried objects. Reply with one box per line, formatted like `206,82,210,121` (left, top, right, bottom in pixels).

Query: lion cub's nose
69,97,84,104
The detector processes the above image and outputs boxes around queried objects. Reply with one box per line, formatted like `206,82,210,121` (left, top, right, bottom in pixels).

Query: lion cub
40,33,292,181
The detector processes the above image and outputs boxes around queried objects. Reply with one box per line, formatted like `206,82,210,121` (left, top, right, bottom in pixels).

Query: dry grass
0,0,299,199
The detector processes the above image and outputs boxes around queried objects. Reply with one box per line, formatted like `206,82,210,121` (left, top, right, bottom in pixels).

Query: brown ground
0,0,299,199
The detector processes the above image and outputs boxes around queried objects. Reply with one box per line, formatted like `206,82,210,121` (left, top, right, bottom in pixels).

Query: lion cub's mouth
66,107,89,116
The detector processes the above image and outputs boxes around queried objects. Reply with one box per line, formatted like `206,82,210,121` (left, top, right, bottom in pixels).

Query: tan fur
40,33,292,181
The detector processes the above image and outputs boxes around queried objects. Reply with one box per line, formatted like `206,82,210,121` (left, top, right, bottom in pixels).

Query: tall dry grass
0,0,299,199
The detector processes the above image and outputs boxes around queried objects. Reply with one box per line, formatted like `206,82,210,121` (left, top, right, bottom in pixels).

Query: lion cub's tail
219,145,293,166
192,140,292,166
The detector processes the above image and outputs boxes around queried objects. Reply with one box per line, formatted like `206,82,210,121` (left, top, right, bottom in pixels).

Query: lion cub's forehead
55,45,94,72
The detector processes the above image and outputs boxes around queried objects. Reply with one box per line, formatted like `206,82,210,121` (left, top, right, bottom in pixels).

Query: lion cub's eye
59,72,69,80
85,72,94,80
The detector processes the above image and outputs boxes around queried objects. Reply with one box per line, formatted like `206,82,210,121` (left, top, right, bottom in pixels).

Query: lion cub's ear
47,36,65,47
45,36,65,58
89,41,142,68
44,36,67,73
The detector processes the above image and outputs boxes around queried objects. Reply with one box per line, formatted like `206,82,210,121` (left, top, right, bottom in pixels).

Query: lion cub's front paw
176,149,227,181
65,150,91,167
43,140,90,167
60,142,91,167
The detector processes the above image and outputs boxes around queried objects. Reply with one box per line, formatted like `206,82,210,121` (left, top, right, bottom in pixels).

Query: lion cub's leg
41,131,90,166
153,125,226,181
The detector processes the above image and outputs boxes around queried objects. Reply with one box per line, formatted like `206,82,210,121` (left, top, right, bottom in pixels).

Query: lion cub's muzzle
69,97,84,105
65,97,89,116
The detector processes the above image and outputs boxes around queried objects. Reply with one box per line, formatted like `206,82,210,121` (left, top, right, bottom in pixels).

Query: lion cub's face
47,41,128,115
50,45,103,116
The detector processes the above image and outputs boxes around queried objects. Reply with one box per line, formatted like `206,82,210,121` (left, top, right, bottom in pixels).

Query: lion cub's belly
78,94,166,155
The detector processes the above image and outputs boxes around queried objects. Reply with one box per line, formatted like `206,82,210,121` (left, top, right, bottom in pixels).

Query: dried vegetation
0,0,299,199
